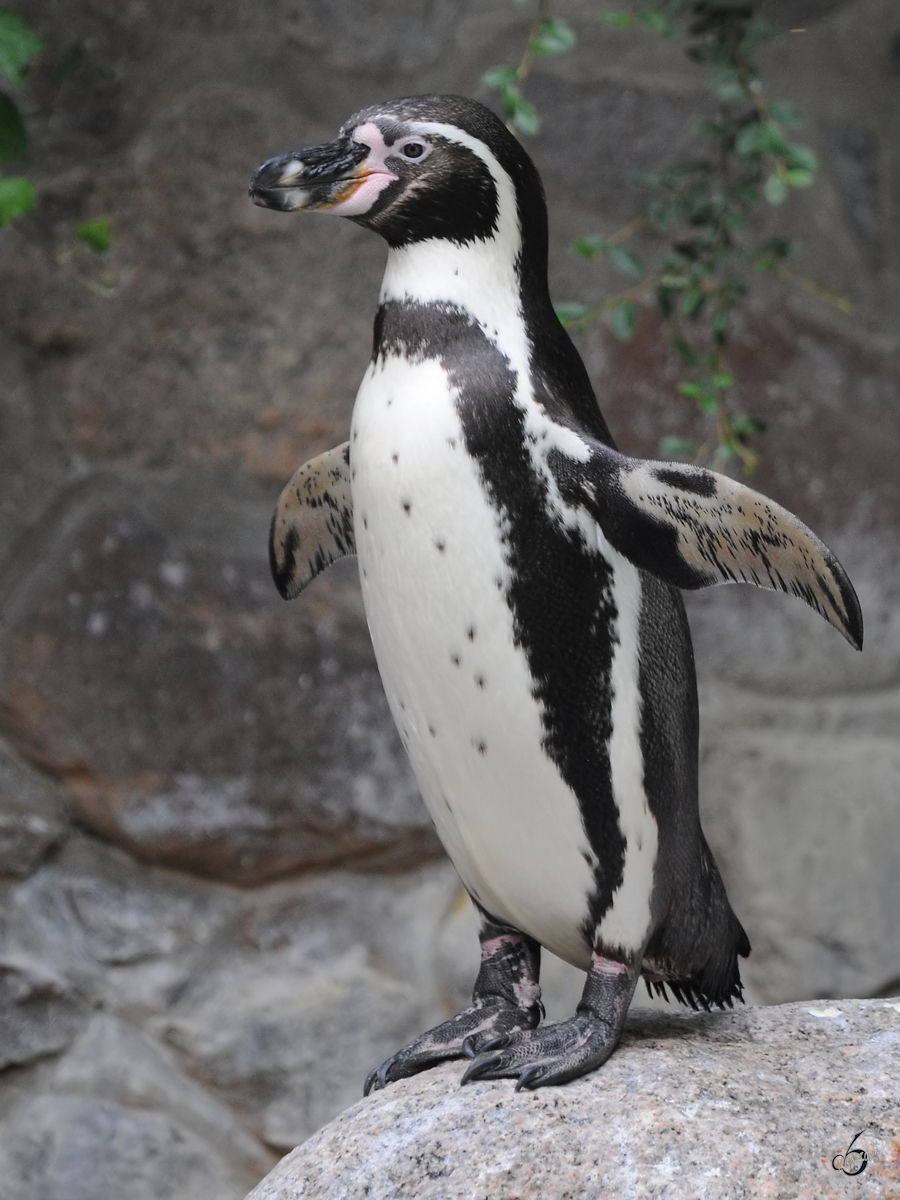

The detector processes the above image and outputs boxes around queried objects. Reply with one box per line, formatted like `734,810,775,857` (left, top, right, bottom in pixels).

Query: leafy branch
485,0,851,475
0,8,42,226
1,9,115,293
483,1,576,136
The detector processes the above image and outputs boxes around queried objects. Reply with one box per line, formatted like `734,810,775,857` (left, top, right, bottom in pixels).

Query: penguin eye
395,137,431,163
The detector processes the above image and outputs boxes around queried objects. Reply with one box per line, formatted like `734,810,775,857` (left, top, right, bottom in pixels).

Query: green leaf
697,120,728,142
712,369,734,390
757,238,796,262
768,100,801,128
672,334,699,366
600,12,633,28
784,167,814,188
678,381,718,414
606,244,643,277
783,143,817,173
731,414,767,437
638,10,675,35
481,65,517,89
572,234,607,258
0,172,34,224
764,173,787,205
610,300,635,339
0,90,26,160
531,17,576,55
76,216,110,252
680,288,706,318
711,311,729,345
676,382,704,399
0,10,43,87
555,301,590,325
659,436,698,459
734,120,772,157
511,95,540,136
498,84,519,119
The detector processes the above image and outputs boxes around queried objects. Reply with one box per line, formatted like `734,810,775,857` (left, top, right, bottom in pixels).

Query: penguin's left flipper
462,954,637,1091
269,442,355,600
551,441,863,650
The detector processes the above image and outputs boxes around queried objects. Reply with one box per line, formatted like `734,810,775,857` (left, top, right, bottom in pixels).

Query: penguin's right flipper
552,442,863,650
269,442,355,599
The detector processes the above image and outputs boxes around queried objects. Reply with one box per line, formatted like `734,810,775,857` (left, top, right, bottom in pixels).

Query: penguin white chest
350,352,606,966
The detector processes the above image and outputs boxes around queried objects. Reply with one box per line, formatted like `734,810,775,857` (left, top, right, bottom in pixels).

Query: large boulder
248,998,900,1199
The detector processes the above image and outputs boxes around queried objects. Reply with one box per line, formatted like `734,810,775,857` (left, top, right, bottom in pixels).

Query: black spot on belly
466,625,476,641
428,725,437,737
402,501,411,515
473,739,487,755
450,652,461,666
434,537,446,552
391,454,399,464
363,517,368,530
447,438,457,449
475,674,486,689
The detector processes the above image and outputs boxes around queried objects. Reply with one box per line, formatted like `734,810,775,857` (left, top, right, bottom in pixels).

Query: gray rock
50,1015,272,1182
0,474,438,884
0,812,64,880
825,121,882,264
699,684,900,1004
0,1095,246,1200
248,998,900,1200
0,737,68,879
154,864,466,1150
0,955,88,1070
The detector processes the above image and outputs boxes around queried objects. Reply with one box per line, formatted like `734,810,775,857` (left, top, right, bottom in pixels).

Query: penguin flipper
553,442,863,650
269,442,355,599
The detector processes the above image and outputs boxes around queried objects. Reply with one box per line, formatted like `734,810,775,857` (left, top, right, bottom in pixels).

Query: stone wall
0,0,897,1194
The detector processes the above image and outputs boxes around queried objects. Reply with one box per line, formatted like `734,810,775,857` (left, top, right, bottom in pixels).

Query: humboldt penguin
249,95,863,1093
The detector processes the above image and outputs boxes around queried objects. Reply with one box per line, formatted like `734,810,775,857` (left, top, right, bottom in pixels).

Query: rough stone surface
248,999,900,1200
699,684,900,1004
0,956,88,1070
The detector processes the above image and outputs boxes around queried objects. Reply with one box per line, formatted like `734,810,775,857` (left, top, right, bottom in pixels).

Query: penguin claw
476,1032,512,1054
460,1052,504,1085
363,1061,392,1096
514,1063,546,1092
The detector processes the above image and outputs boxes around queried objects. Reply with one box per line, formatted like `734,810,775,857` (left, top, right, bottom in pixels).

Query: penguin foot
364,913,543,1096
459,1010,619,1090
461,949,639,1090
364,1000,539,1095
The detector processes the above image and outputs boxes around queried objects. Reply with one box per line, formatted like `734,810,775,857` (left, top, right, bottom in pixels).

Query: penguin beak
249,135,385,212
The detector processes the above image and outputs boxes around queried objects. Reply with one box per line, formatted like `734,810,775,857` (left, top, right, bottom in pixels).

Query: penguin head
249,95,546,254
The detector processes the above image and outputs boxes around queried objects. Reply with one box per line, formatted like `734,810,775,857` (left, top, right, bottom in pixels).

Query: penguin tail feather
641,837,750,1011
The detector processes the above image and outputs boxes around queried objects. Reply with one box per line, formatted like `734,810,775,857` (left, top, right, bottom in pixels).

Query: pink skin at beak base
325,122,399,216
